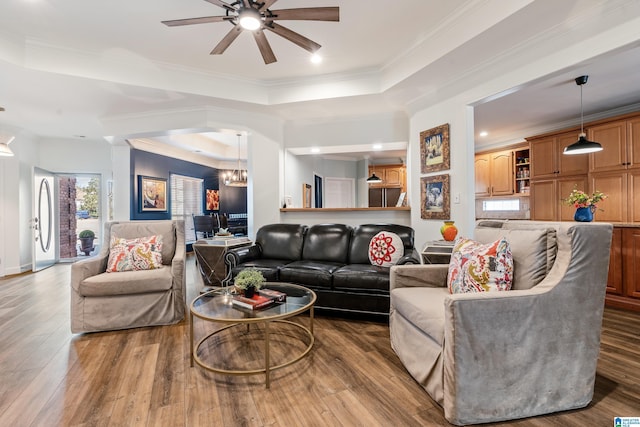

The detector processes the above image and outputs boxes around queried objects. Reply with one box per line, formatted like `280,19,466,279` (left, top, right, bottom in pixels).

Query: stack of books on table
232,288,287,310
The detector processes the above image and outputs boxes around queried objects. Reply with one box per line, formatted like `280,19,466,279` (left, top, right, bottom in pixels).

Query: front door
33,167,57,272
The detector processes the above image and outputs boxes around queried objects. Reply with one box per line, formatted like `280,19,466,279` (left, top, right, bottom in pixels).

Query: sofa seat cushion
234,259,289,281
79,266,173,297
279,260,343,289
391,286,449,345
333,264,390,293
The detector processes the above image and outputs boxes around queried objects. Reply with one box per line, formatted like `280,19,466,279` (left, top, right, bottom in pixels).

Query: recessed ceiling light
479,131,489,137
372,143,382,150
310,53,322,64
311,147,320,153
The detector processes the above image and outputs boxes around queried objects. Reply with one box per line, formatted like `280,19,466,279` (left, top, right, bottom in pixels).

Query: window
482,199,520,211
170,174,203,243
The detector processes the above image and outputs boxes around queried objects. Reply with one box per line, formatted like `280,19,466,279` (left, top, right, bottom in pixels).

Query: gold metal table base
190,313,314,388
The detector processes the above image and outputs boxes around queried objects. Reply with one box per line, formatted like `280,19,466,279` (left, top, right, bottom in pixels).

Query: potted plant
563,187,607,222
234,268,266,297
78,229,96,256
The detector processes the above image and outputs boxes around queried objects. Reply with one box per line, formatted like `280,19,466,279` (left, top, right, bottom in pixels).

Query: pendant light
224,134,248,187
367,159,382,184
563,75,603,155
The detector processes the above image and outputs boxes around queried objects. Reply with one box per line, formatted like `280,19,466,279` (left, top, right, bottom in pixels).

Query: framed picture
303,183,312,208
206,189,219,210
139,175,167,212
420,123,450,173
420,174,450,220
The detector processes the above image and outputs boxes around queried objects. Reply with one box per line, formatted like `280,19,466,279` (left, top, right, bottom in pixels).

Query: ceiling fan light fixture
238,8,262,31
564,74,603,155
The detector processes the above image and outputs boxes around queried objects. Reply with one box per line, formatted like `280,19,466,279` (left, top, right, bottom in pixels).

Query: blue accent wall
130,149,246,220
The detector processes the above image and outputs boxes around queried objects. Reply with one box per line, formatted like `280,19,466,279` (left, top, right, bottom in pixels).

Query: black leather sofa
224,223,420,316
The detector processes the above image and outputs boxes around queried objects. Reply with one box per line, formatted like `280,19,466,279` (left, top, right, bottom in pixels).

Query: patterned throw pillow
368,231,404,267
447,237,513,293
106,235,163,272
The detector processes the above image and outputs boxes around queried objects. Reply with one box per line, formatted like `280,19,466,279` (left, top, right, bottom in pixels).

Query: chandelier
223,134,248,187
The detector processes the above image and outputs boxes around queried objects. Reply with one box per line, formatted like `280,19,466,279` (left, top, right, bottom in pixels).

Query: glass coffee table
189,282,316,388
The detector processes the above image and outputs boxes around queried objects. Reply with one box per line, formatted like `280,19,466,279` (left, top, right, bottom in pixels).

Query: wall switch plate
454,193,461,204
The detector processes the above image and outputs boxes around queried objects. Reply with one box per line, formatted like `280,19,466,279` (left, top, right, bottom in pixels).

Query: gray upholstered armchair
389,220,613,425
70,220,186,333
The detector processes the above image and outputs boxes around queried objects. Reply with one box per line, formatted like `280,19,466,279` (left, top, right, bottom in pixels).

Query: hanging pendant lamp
367,160,382,184
224,134,248,187
563,75,603,155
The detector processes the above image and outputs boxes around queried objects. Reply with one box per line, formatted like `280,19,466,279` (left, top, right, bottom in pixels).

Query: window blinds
170,174,203,243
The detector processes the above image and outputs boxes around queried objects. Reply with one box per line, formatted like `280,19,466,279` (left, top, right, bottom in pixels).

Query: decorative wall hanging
420,123,450,173
206,189,220,211
303,183,312,208
421,174,450,220
139,176,167,212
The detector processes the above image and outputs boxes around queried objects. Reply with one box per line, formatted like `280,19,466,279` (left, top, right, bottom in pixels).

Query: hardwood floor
0,255,639,426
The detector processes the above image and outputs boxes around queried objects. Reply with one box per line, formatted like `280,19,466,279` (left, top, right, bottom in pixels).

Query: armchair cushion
475,226,557,290
106,235,163,272
80,266,173,296
368,231,403,267
447,237,513,293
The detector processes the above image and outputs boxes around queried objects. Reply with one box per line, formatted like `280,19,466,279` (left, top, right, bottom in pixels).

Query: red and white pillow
447,237,513,293
106,235,164,272
369,231,403,267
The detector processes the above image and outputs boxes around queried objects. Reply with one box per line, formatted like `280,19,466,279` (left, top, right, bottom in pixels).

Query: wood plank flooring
0,255,639,426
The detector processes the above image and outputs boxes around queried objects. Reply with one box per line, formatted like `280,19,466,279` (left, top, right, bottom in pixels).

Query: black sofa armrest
225,245,262,268
397,249,421,265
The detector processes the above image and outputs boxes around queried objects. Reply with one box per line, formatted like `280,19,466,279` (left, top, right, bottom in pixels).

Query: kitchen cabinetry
606,226,640,312
527,130,588,221
589,169,640,223
474,148,518,197
589,117,640,172
368,164,406,207
529,176,587,221
529,130,589,179
368,165,405,189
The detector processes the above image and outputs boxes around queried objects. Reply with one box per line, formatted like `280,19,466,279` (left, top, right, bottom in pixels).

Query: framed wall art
139,175,167,212
206,189,219,210
420,123,450,173
420,174,450,220
303,183,312,208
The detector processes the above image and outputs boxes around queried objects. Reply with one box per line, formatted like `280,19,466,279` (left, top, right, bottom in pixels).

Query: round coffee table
189,282,316,388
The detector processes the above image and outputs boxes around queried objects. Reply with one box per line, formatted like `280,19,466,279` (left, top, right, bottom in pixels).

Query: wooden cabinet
528,130,588,221
590,169,640,223
474,149,516,197
529,131,589,179
530,176,587,221
606,227,640,312
589,117,640,172
368,165,405,189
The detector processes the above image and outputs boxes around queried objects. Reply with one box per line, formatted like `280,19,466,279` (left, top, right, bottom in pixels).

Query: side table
193,237,252,292
421,240,455,264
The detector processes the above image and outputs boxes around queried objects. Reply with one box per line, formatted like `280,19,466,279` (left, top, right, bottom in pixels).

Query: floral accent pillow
106,235,164,272
447,237,513,293
369,231,403,267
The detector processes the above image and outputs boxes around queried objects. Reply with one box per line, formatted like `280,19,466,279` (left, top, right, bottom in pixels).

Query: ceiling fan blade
253,30,277,64
162,16,231,27
269,7,339,22
259,0,279,12
211,26,243,55
266,22,321,53
203,0,236,12
241,0,251,8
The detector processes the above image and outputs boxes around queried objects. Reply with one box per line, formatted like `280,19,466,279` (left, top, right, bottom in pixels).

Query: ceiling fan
161,0,339,64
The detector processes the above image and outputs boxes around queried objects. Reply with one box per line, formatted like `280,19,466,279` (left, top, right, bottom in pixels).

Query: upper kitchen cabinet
528,130,589,179
474,149,518,197
589,116,640,173
368,164,406,189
